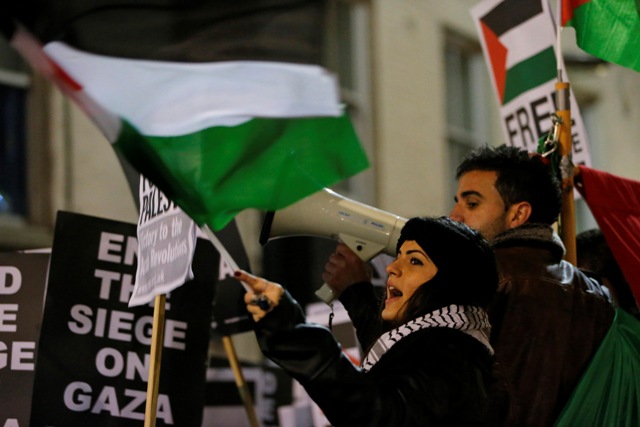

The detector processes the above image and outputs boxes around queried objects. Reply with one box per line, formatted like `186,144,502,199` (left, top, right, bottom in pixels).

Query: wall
371,0,503,218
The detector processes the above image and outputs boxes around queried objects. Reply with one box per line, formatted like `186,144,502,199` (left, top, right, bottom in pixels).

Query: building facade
2,0,640,258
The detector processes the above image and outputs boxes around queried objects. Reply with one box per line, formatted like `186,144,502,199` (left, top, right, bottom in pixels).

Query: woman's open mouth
387,285,403,298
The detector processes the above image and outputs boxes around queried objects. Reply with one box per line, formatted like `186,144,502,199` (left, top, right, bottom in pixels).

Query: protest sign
113,167,253,334
130,177,197,307
30,211,214,426
0,251,49,427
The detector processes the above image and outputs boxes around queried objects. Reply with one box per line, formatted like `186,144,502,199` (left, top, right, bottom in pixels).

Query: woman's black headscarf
393,216,498,324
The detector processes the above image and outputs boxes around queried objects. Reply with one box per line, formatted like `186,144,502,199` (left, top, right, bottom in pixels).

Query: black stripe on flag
481,0,543,37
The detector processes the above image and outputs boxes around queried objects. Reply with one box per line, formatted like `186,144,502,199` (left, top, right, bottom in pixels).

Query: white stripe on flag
501,4,556,68
44,42,343,136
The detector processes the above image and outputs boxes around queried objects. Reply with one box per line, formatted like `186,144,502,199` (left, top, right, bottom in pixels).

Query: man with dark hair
450,144,561,239
448,144,614,426
323,144,615,426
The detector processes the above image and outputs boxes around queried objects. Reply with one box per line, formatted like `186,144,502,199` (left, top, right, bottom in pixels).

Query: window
323,0,374,204
0,37,52,250
0,37,29,219
445,32,492,207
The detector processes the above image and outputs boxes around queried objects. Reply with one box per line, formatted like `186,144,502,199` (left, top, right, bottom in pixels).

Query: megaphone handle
315,283,336,304
315,234,385,304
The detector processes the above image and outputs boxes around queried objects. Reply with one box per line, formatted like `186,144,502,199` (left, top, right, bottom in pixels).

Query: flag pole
555,0,577,265
222,336,261,427
144,294,166,427
555,73,577,266
201,225,259,426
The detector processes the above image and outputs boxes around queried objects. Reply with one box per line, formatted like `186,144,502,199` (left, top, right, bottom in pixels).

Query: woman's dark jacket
254,288,494,427
341,225,616,426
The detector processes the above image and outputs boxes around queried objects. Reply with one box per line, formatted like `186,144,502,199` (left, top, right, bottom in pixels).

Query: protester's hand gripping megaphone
260,188,408,304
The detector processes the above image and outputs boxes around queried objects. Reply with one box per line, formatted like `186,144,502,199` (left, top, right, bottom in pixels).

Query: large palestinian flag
562,0,640,73
1,1,369,231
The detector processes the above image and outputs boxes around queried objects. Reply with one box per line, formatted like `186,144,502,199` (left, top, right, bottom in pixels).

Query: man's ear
507,201,532,228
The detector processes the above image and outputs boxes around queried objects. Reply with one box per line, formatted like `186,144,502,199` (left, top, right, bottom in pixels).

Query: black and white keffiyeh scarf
361,304,492,372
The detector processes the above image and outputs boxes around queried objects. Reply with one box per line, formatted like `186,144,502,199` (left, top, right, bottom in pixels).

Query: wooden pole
201,225,258,425
144,294,166,427
222,335,260,427
555,78,577,266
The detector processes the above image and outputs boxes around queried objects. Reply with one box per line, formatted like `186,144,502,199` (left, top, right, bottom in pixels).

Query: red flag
577,165,640,305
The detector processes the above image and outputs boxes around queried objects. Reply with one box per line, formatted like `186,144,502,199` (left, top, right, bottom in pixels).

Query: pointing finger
234,270,268,293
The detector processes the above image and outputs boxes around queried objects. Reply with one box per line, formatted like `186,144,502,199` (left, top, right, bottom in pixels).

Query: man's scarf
361,304,492,372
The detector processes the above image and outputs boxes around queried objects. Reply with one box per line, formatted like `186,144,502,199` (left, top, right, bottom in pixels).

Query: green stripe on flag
502,46,556,105
567,0,640,73
114,114,369,231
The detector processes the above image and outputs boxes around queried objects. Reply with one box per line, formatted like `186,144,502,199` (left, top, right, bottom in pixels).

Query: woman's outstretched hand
234,270,284,322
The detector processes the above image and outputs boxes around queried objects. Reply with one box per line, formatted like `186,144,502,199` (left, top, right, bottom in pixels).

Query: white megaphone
260,188,408,304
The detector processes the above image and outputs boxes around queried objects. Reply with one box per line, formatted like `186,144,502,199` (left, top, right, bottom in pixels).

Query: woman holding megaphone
234,216,497,427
